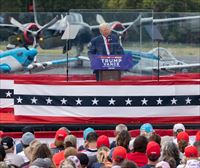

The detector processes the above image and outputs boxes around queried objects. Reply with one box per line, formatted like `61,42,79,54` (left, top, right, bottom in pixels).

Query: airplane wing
152,15,200,24
121,15,200,25
26,56,88,70
93,14,200,29
152,63,200,71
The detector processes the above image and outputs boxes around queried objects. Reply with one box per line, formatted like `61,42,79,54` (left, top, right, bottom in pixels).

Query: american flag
0,75,200,124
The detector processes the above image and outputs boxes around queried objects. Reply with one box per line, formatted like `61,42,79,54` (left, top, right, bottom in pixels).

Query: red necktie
106,36,111,50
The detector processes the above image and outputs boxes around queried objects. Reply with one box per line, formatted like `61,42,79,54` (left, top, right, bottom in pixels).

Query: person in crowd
142,141,161,168
93,135,110,168
159,141,180,168
140,123,155,139
193,131,200,158
29,158,52,168
59,127,71,135
126,135,148,167
195,131,200,142
112,146,127,167
15,126,35,154
78,127,95,151
128,139,135,152
160,136,173,148
121,160,138,168
76,153,89,168
172,123,185,144
91,146,111,168
0,144,6,161
60,158,76,168
149,133,161,147
31,143,55,168
50,129,68,155
67,155,82,168
1,136,25,167
110,124,128,149
81,132,98,168
97,135,110,149
88,22,124,81
18,132,35,163
116,130,131,152
0,131,4,142
155,161,170,168
23,139,41,161
177,131,190,159
0,162,10,168
177,145,200,168
53,134,77,167
64,147,78,160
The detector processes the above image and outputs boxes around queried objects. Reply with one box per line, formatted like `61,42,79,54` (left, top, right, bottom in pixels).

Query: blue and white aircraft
0,47,82,73
127,47,200,74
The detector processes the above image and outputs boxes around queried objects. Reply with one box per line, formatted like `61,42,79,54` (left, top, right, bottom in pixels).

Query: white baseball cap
173,123,185,132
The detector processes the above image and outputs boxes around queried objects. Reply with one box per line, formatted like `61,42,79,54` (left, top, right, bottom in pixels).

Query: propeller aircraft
126,47,200,74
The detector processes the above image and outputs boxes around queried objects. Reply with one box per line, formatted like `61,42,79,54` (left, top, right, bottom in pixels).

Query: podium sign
90,53,133,70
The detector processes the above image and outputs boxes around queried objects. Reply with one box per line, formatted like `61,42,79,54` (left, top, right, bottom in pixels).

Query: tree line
0,0,199,12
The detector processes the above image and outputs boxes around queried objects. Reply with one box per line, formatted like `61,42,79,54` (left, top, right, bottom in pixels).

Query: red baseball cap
184,145,198,158
0,131,3,138
146,141,160,157
112,146,127,162
97,135,110,148
55,130,67,141
177,131,189,143
195,131,200,142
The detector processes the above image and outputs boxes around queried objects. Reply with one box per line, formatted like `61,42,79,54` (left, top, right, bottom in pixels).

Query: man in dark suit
88,23,124,81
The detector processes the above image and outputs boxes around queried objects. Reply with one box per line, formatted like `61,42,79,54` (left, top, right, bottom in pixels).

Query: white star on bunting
60,98,67,105
46,97,53,104
171,98,177,105
31,97,38,104
92,98,99,105
108,98,116,105
76,98,82,105
17,96,23,103
125,98,132,105
141,98,148,105
5,91,12,97
185,97,192,104
156,98,163,105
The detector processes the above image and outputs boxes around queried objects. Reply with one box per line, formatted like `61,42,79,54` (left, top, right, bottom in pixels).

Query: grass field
0,41,199,57
123,42,200,57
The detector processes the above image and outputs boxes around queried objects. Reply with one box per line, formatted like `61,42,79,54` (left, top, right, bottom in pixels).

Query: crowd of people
0,123,199,168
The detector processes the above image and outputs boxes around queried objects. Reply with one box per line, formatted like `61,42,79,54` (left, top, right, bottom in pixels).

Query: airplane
126,47,200,74
0,46,86,73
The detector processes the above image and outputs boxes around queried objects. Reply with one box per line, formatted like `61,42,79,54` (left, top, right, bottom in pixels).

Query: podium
98,70,121,81
90,54,133,81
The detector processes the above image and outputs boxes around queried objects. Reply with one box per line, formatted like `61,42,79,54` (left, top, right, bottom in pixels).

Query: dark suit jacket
88,34,124,56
